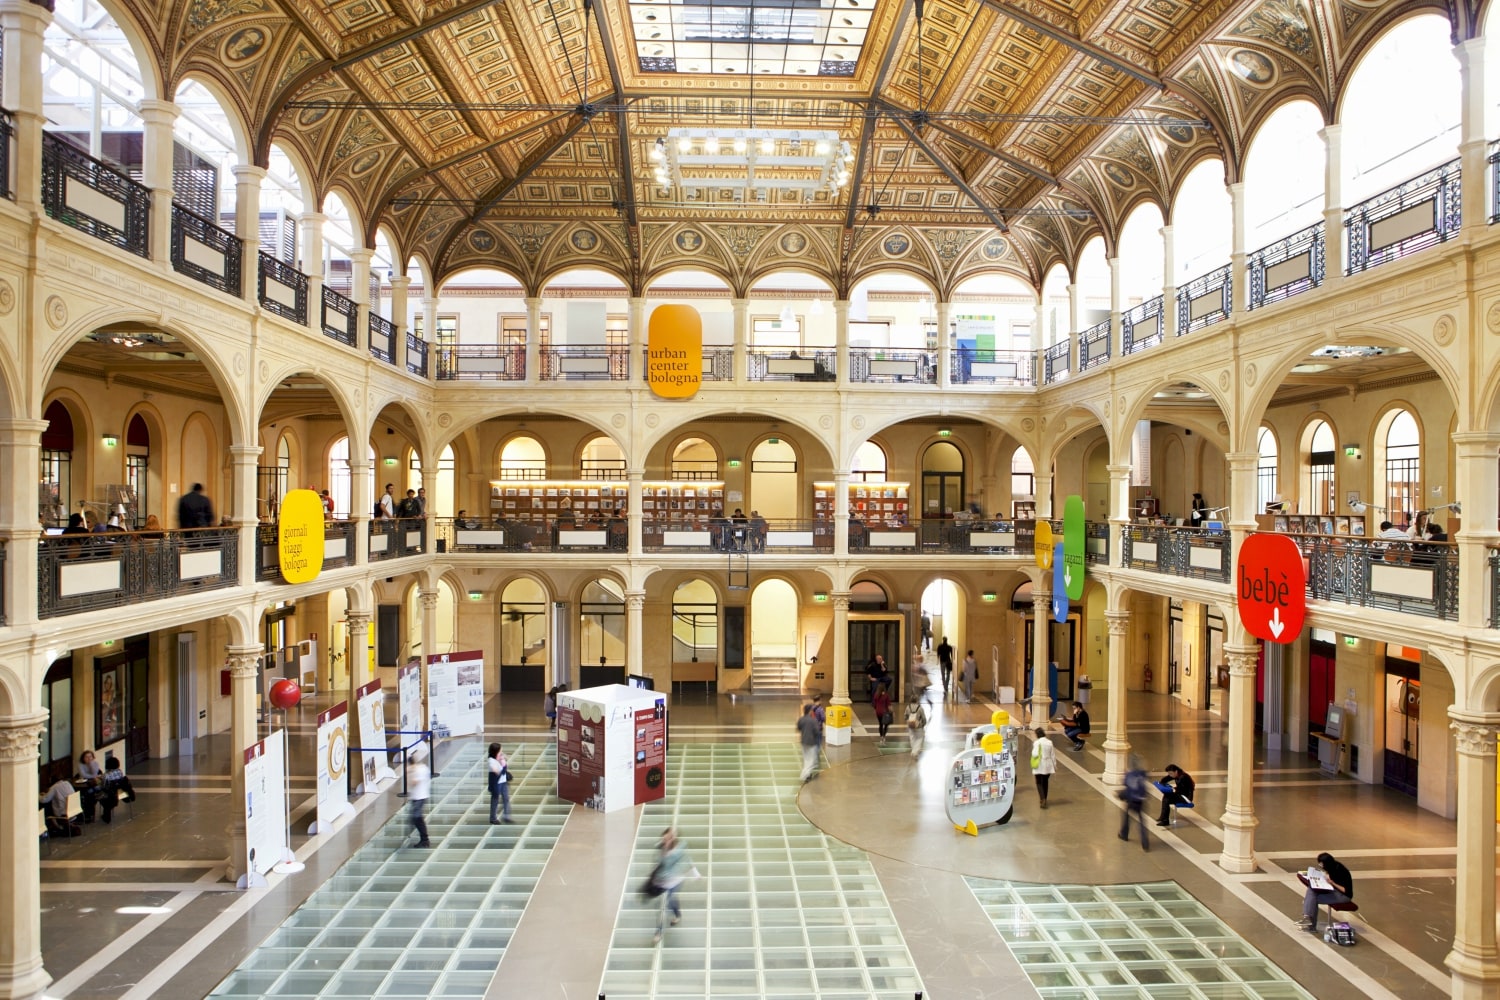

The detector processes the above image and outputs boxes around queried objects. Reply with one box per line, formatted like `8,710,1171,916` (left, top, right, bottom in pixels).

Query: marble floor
33,679,1462,999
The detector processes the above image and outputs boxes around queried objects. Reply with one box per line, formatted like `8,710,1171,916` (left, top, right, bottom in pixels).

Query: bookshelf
812,482,910,523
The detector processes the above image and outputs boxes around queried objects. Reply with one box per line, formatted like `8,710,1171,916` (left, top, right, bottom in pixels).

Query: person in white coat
1031,727,1057,808
905,698,928,757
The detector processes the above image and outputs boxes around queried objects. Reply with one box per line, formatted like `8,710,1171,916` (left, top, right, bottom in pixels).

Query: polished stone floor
34,673,1462,1000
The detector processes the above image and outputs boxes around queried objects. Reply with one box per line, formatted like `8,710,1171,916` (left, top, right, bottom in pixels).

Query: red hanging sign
1236,532,1306,644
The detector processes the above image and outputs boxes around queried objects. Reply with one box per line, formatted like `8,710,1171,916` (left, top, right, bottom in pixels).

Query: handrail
1043,340,1070,384
952,347,1035,386
0,108,13,201
1176,263,1231,335
322,286,358,346
170,204,243,297
1247,221,1324,310
1122,295,1163,354
1078,319,1111,370
368,313,394,363
37,528,238,618
405,331,429,377
437,344,525,380
257,251,308,324
848,347,935,384
747,348,836,382
41,131,151,257
1489,138,1500,225
540,344,629,381
1345,158,1460,274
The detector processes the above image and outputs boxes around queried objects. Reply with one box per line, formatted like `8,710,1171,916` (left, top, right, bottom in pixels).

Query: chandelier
649,127,854,199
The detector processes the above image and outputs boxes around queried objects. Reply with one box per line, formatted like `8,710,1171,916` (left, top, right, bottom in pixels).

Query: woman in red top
872,684,893,743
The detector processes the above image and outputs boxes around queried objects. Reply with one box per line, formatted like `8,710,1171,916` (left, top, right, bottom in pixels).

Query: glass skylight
630,0,873,77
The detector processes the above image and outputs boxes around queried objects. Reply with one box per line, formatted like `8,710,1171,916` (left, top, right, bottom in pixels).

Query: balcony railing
437,345,525,381
41,131,150,257
1079,320,1111,371
322,287,357,346
1490,138,1500,224
748,349,835,382
1122,296,1164,354
1248,221,1324,310
369,518,427,561
368,314,394,363
255,518,355,580
1303,535,1457,619
1085,521,1110,565
540,345,629,381
1120,525,1230,582
1346,158,1460,274
37,528,238,618
170,205,243,297
258,252,308,324
1043,340,1070,384
635,346,734,383
1491,550,1500,627
0,109,13,201
405,332,429,377
1176,264,1231,335
849,348,934,384
951,348,1035,386
0,541,7,624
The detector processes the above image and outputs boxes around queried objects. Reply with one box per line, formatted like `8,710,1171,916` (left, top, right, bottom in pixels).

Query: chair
63,790,83,835
1169,799,1194,826
38,808,51,854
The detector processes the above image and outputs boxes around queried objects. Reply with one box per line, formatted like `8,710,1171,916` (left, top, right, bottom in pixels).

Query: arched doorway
748,438,798,519
672,578,719,692
920,579,964,696
501,579,548,691
580,578,625,686
921,440,964,542
749,578,799,693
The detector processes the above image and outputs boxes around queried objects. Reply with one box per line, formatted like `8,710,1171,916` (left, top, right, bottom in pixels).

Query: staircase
750,656,802,696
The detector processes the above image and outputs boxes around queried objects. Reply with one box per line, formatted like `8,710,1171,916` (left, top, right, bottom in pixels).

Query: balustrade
1176,264,1231,335
1120,525,1229,582
1247,222,1324,310
322,287,357,346
540,345,629,381
37,528,238,618
405,331,428,377
1302,535,1457,619
0,109,13,200
41,132,150,257
1346,159,1460,273
1079,320,1111,370
170,205,243,297
258,252,309,324
951,348,1035,385
369,518,427,561
368,313,394,363
1043,340,1070,384
747,348,835,382
1122,296,1163,354
437,344,525,381
848,348,934,384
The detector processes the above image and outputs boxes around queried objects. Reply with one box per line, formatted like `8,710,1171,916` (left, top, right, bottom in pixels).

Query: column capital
0,417,50,440
1105,464,1132,476
231,163,267,183
1104,610,1130,636
136,98,180,124
348,247,374,264
0,712,47,762
229,443,263,461
389,274,411,290
418,589,439,610
1450,712,1500,756
226,644,262,677
1224,644,1259,676
346,609,372,626
832,593,851,612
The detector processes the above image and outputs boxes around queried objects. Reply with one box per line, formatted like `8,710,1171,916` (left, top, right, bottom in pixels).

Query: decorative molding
0,719,46,763
1451,719,1500,756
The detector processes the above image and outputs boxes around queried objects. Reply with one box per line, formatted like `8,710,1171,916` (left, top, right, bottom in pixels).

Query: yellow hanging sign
278,488,326,584
1034,521,1054,568
647,304,703,399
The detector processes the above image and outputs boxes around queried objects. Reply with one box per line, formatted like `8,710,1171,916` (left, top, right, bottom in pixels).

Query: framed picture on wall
1335,516,1351,534
97,662,124,746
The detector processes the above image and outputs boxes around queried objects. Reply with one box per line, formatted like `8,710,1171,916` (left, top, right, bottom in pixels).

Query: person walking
960,650,979,704
487,742,514,824
872,683,893,743
920,611,932,650
1117,756,1149,851
177,482,214,529
936,637,955,701
904,696,929,756
797,703,822,782
651,827,695,943
406,751,432,848
1031,727,1057,808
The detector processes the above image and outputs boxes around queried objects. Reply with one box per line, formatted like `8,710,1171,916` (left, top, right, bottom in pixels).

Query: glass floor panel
966,878,1316,1000
209,743,561,999
599,743,925,999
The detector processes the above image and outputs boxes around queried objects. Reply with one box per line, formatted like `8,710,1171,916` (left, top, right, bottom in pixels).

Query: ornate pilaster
1446,713,1500,999
525,296,543,385
1218,645,1259,873
626,590,645,676
0,712,49,999
1102,610,1131,784
1319,125,1344,290
224,644,263,882
831,593,851,705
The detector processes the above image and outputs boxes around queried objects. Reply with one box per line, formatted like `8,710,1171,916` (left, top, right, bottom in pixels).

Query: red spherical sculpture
268,678,302,710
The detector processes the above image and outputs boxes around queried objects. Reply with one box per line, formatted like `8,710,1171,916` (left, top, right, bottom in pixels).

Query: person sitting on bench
1056,701,1090,751
1298,852,1354,934
1154,764,1195,826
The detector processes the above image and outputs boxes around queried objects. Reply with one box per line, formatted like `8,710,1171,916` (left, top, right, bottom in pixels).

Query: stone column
137,98,178,266
1030,585,1052,724
833,470,849,558
1160,224,1178,339
525,296,542,384
1452,433,1500,628
1106,463,1132,568
627,469,643,556
389,274,411,337
936,299,952,389
224,644,262,883
300,212,326,317
834,298,850,388
422,293,439,352
349,452,372,565
628,296,647,385
731,296,749,383
417,592,436,692
1319,125,1344,287
1102,610,1131,784
0,711,50,999
1227,182,1248,316
230,443,262,588
346,609,372,693
626,590,645,674
0,419,48,626
1455,38,1488,235
1446,712,1500,999
231,164,266,302
350,247,374,349
1033,474,1054,519
1218,643,1259,873
0,0,52,208
1066,281,1080,373
831,593,851,705
1107,256,1123,357
1032,296,1046,352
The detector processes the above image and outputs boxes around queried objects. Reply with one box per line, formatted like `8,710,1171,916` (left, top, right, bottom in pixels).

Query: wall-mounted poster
426,650,485,738
97,662,124,746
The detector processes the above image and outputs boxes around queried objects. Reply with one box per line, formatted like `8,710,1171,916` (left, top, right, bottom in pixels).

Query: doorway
1308,636,1338,753
920,440,964,545
501,578,548,691
849,616,904,701
1383,652,1420,797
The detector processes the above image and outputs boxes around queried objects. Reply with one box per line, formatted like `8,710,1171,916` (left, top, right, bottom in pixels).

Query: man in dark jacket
178,483,214,528
1155,764,1195,825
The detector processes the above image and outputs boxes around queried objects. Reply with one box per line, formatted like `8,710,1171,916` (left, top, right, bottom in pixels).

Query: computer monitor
1204,520,1225,534
627,673,654,691
1324,703,1344,740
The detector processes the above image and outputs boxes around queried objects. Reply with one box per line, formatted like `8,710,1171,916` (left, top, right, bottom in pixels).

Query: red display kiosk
555,684,668,812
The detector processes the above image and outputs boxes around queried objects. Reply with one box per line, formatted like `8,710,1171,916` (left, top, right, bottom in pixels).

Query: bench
1169,799,1194,826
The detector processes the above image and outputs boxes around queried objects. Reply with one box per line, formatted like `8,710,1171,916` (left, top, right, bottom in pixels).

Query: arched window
329,436,376,516
581,435,625,480
1303,420,1336,515
124,414,150,527
671,437,719,480
500,435,546,479
1383,410,1420,521
501,578,548,690
1257,427,1279,513
850,580,889,611
850,441,887,482
1011,447,1035,500
673,579,718,662
259,432,291,520
41,400,74,524
921,440,964,519
580,578,625,670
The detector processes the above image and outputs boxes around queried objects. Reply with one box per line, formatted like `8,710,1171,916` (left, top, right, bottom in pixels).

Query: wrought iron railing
170,204,243,296
1490,139,1500,225
41,131,150,257
1176,264,1231,335
37,528,238,618
254,519,353,580
368,313,394,363
0,541,7,625
0,108,13,201
1122,296,1164,354
1043,340,1070,384
322,287,357,346
1085,521,1110,565
437,344,525,380
1346,158,1460,274
258,252,308,324
747,348,836,382
848,348,934,384
638,346,733,383
1078,319,1111,370
405,332,429,377
1491,550,1500,627
1303,535,1457,619
1248,221,1324,310
368,517,427,561
1120,525,1230,582
951,348,1035,386
540,345,629,381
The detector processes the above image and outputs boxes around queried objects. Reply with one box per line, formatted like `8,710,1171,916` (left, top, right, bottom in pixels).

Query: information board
426,650,485,738
242,728,288,882
310,701,354,835
355,679,396,792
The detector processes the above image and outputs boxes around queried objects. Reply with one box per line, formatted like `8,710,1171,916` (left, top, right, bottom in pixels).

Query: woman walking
873,683,893,743
487,742,513,824
1031,727,1057,808
652,827,695,943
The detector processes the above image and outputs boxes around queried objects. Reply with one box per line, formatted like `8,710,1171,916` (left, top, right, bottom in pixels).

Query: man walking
178,482,214,528
936,636,955,700
1118,757,1149,851
797,703,822,782
406,750,432,848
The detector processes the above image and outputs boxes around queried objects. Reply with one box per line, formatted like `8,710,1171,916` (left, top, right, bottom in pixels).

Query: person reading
1056,701,1090,752
1297,852,1354,934
1153,764,1194,826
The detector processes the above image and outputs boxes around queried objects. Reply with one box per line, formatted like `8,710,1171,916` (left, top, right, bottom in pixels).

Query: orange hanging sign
647,304,703,399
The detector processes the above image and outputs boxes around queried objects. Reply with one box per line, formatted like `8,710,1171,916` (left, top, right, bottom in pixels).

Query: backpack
1122,769,1147,803
1324,922,1356,946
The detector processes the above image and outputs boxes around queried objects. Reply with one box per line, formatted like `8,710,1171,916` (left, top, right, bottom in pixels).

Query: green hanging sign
1063,494,1085,601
